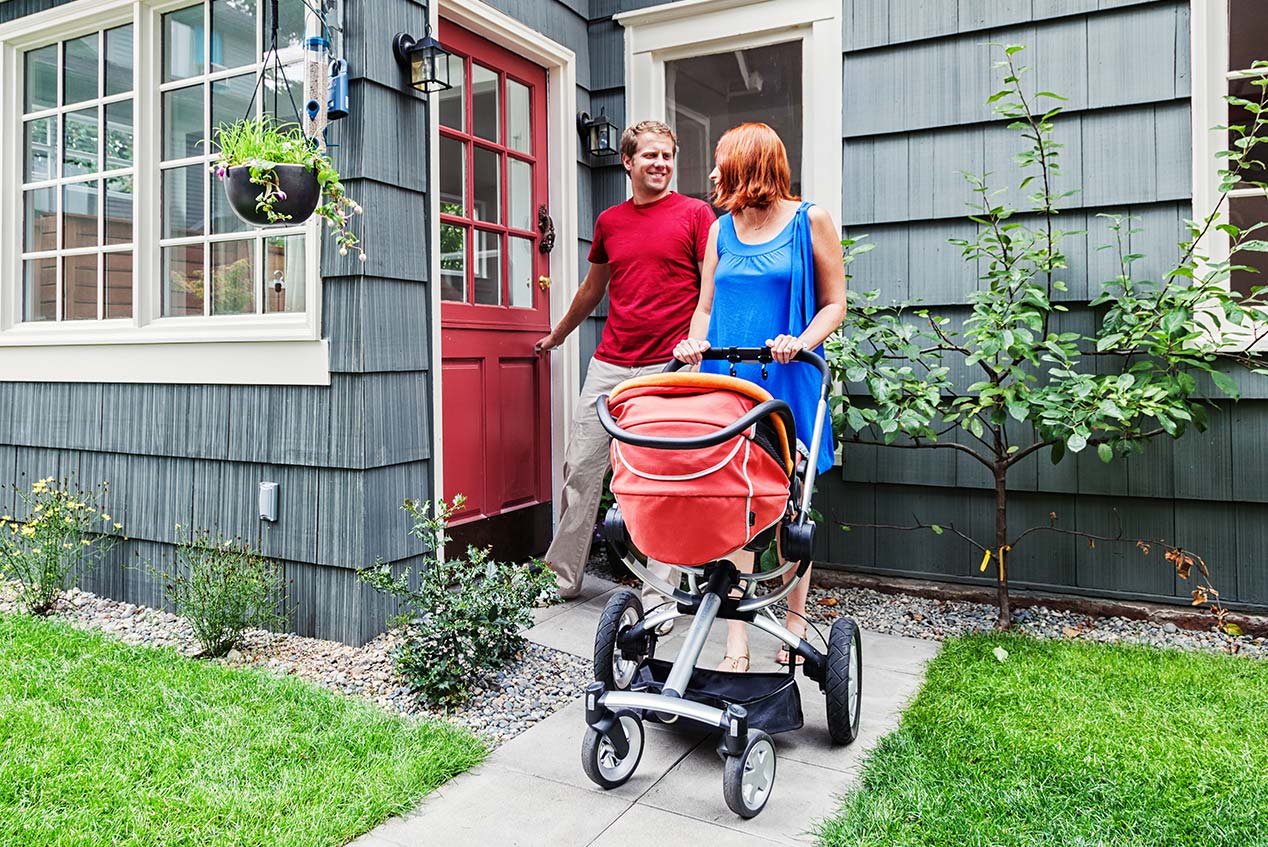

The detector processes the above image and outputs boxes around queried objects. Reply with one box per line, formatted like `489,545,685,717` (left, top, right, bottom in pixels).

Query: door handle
537,205,556,254
537,275,551,290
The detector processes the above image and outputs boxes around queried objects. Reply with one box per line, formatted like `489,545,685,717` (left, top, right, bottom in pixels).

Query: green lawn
0,613,485,847
819,634,1268,847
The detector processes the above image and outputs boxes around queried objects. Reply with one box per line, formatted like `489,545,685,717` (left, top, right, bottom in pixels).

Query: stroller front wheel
594,590,647,691
825,616,863,745
723,729,776,818
581,713,644,789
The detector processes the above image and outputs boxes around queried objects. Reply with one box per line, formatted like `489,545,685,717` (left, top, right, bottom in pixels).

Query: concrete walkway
351,576,940,847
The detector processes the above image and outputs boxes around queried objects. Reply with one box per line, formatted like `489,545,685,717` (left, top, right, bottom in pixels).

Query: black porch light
392,25,451,93
577,107,619,157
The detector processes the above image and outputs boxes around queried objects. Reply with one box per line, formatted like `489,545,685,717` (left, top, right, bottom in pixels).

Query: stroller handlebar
597,394,797,457
664,346,830,387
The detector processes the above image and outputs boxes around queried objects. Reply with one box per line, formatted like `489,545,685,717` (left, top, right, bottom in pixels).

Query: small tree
829,47,1268,628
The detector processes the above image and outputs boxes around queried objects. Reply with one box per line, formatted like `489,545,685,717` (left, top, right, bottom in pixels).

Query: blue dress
700,202,834,474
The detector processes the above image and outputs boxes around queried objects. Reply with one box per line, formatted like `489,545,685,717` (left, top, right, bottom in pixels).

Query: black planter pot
223,164,321,227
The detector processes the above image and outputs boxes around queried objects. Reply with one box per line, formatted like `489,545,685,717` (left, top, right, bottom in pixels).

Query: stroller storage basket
635,658,804,735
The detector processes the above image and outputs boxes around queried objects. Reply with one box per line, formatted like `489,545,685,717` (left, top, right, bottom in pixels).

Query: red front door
438,20,552,553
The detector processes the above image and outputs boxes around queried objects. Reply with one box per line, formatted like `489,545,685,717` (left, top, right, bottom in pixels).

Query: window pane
104,100,133,170
23,188,56,252
163,164,205,238
473,146,500,223
1229,78,1268,187
264,64,304,127
62,253,98,320
164,84,204,160
666,40,803,204
1230,0,1268,72
105,251,133,319
473,229,501,305
211,239,256,315
211,0,256,72
508,158,532,231
62,181,98,249
440,135,466,216
24,45,58,113
23,258,57,322
104,24,133,96
472,64,499,142
24,116,56,183
1231,194,1268,298
211,172,251,234
164,5,206,82
211,73,254,138
440,223,466,301
265,234,305,313
438,54,464,130
507,79,531,154
163,244,205,315
508,235,534,308
270,0,306,53
63,107,98,177
104,175,133,245
64,34,98,106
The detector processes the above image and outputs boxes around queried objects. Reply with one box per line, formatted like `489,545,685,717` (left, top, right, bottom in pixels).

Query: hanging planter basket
223,164,321,227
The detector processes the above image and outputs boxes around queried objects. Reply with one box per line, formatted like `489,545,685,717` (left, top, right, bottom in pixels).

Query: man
536,120,716,619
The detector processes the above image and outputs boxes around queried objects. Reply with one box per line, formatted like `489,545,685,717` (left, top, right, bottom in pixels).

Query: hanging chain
242,0,306,133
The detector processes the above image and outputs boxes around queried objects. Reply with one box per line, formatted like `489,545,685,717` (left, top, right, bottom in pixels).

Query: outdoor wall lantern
392,25,451,93
577,108,619,157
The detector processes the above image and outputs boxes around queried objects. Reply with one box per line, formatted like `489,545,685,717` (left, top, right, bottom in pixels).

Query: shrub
0,476,121,615
158,528,287,657
360,497,558,707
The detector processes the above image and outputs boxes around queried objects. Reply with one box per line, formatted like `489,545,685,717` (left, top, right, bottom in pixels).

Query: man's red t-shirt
588,191,716,367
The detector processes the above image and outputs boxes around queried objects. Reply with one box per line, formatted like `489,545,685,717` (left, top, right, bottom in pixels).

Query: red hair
711,123,798,212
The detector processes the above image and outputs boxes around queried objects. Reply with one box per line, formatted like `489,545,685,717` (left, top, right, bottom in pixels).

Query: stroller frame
580,348,862,819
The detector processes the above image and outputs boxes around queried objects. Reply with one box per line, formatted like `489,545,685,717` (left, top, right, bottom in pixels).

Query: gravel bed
0,583,590,748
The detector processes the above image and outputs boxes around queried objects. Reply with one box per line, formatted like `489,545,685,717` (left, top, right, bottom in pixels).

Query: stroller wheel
581,712,644,789
723,729,776,818
594,590,647,691
825,617,863,745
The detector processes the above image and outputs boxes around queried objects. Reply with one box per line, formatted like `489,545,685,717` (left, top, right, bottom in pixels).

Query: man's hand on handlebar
672,337,711,364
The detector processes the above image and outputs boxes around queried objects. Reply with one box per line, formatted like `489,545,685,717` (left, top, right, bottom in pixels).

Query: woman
673,123,846,671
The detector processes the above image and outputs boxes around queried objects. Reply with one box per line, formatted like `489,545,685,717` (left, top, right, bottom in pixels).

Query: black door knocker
537,205,556,254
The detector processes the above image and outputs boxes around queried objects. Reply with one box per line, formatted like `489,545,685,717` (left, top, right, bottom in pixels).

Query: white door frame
432,0,579,516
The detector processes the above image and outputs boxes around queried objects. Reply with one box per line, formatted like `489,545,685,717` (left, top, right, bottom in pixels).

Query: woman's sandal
717,653,751,672
775,646,806,666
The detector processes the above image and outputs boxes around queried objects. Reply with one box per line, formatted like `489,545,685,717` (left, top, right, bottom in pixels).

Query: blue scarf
788,201,816,336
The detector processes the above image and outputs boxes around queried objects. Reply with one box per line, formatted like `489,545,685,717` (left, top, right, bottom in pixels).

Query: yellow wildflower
101,514,111,521
113,523,123,530
21,526,36,537
63,543,72,550
32,547,41,554
175,523,182,530
81,539,91,546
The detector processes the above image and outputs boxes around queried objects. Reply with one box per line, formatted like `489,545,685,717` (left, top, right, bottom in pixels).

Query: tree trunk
994,465,1011,629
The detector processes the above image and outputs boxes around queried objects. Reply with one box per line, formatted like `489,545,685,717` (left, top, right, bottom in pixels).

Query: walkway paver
350,576,940,846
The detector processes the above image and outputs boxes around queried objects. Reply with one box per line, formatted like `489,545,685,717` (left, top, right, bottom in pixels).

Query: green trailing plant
829,46,1268,628
157,527,287,657
210,117,365,260
0,476,122,615
359,496,559,707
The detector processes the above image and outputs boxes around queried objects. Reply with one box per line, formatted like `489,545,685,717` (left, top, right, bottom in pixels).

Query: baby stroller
580,347,863,818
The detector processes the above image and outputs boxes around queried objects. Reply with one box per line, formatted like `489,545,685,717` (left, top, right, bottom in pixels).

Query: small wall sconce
392,24,452,94
577,107,619,157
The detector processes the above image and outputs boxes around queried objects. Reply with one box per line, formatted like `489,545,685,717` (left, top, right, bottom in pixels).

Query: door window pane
24,188,56,252
164,84,204,159
62,181,98,249
105,252,133,319
163,244,205,315
104,176,133,245
24,117,56,182
63,34,98,106
440,136,466,216
473,229,501,305
473,146,500,223
62,253,98,320
1229,78,1268,186
1230,0,1268,72
265,234,305,313
666,40,803,205
441,224,466,301
439,54,465,131
508,158,532,231
211,239,256,315
472,64,499,142
104,100,134,170
211,0,256,71
163,164,205,238
23,258,57,322
164,5,206,82
24,45,58,112
507,79,531,154
508,235,534,308
63,107,98,177
1231,194,1268,298
104,25,133,96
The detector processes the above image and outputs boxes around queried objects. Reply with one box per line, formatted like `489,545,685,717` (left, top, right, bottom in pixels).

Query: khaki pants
545,357,674,611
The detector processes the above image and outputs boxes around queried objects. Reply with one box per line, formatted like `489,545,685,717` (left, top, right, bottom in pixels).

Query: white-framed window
1192,0,1267,299
615,0,841,216
0,0,329,384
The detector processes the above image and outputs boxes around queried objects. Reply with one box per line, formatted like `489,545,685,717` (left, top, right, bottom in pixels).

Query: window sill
0,313,319,347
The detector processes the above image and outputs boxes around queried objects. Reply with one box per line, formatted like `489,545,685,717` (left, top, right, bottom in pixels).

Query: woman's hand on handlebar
766,334,806,364
673,337,711,364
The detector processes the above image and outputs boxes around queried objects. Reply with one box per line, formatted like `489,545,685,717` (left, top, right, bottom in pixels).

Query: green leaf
1066,432,1088,453
930,524,944,535
1210,369,1240,400
1097,442,1113,464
